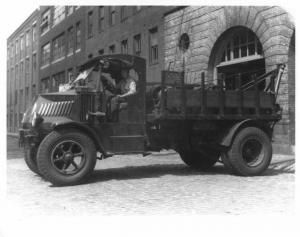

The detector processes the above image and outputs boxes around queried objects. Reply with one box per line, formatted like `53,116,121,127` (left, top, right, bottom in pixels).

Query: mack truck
19,54,285,186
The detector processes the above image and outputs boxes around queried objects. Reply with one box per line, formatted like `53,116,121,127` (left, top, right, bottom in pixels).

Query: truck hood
22,91,77,128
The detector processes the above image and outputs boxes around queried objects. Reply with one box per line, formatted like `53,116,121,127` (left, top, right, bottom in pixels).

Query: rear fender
52,121,106,153
220,119,272,147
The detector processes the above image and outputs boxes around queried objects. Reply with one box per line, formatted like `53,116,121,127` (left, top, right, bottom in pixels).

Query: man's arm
119,81,136,98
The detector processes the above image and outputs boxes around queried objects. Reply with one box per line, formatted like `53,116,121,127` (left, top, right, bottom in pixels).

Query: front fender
220,119,271,147
52,120,106,153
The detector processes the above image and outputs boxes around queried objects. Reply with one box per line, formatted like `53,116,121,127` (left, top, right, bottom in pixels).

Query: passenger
110,68,137,121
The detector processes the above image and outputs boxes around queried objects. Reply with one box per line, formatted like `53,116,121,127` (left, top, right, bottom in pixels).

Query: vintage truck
19,54,285,186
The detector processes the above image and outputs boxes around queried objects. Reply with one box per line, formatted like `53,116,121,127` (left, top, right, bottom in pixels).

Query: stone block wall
164,6,295,146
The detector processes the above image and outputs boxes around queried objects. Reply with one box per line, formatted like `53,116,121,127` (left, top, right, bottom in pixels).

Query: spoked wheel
224,127,272,176
37,129,96,186
50,140,86,175
179,149,219,170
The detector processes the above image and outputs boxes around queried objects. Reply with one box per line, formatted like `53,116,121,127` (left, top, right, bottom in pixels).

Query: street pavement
6,136,295,216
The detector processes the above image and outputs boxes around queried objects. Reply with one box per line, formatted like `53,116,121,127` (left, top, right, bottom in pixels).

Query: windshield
71,66,95,85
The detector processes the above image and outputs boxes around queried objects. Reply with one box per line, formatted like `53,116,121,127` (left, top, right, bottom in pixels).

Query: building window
149,27,158,64
41,42,50,67
121,6,129,21
133,34,141,56
52,33,65,62
25,87,29,109
25,31,30,49
32,84,36,99
25,58,30,81
52,71,65,92
15,40,19,58
67,27,74,55
98,6,105,32
75,22,81,51
98,49,104,55
32,53,37,71
20,61,24,78
67,6,75,16
134,6,142,13
41,8,51,34
20,36,24,56
53,6,66,26
14,90,18,105
87,11,93,38
109,6,116,26
220,28,263,63
41,77,50,93
32,23,37,44
121,39,128,54
15,65,18,81
215,27,265,90
19,89,23,112
67,68,74,82
109,44,115,54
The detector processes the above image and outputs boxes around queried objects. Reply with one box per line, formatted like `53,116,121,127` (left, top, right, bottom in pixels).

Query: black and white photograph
0,1,298,236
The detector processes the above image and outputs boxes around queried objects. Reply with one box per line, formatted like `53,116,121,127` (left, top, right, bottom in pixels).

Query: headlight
31,112,44,127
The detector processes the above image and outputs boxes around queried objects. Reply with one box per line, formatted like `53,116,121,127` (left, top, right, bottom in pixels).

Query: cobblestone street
6,136,295,216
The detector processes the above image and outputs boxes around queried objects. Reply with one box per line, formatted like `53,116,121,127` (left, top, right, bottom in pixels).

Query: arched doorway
209,27,266,90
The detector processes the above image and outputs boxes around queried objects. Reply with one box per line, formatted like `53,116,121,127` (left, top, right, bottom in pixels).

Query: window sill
52,56,65,64
40,64,49,70
149,61,159,66
75,49,81,53
67,52,74,57
217,55,264,68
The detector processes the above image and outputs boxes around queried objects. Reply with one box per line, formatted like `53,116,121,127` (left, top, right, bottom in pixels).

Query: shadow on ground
84,158,295,185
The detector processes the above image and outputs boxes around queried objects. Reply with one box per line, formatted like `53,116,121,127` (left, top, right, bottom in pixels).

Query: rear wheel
225,127,272,176
24,147,40,175
37,129,97,186
179,149,219,170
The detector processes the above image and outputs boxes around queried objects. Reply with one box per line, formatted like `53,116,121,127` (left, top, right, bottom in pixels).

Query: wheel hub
63,152,74,162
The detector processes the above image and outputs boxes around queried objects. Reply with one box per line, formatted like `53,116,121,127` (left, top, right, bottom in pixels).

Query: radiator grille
38,101,74,117
80,93,95,121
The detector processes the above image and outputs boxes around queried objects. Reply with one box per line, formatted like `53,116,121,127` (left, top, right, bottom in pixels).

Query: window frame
52,33,66,62
133,34,141,56
109,6,116,26
41,42,51,67
40,8,51,35
98,6,105,32
53,6,66,27
149,27,158,65
87,10,93,38
75,21,81,51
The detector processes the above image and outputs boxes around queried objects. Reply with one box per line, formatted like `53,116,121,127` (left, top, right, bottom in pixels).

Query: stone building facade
164,6,295,148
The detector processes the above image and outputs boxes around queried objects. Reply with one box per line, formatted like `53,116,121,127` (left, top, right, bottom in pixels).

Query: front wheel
225,127,272,176
37,129,97,186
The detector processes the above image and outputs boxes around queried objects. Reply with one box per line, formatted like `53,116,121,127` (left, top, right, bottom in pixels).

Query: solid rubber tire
37,129,97,186
24,147,40,175
225,127,272,176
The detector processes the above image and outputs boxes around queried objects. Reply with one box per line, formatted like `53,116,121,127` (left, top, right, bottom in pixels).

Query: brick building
84,6,176,83
164,6,295,149
7,10,40,133
39,6,86,93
